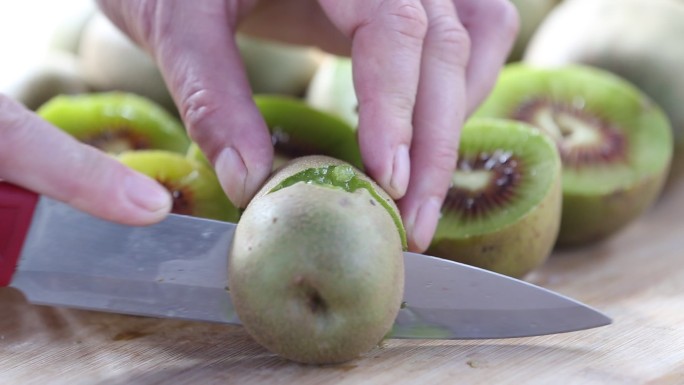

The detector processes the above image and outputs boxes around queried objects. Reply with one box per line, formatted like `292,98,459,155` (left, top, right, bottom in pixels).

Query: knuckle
429,12,470,57
180,87,219,144
479,0,520,39
384,0,429,42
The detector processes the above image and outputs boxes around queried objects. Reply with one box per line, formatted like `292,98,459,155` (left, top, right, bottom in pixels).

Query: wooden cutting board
3,178,684,385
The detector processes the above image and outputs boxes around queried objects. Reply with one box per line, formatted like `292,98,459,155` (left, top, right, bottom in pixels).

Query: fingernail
124,174,171,214
215,147,247,207
410,197,442,252
389,144,410,198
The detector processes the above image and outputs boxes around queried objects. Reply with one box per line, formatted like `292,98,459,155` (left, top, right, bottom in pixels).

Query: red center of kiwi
443,150,522,219
513,99,628,168
85,128,151,153
160,181,194,216
271,126,321,158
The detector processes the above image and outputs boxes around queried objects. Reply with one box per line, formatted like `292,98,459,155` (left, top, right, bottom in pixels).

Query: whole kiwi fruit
228,155,405,364
474,64,673,247
427,118,562,278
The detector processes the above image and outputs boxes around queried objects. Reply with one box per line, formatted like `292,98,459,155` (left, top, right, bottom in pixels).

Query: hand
0,94,171,224
97,0,519,251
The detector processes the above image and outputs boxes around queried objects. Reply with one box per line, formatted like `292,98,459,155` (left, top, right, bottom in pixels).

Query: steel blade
393,252,611,339
11,197,611,339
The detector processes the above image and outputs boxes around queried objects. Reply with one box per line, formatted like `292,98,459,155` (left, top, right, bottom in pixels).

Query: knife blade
0,182,611,339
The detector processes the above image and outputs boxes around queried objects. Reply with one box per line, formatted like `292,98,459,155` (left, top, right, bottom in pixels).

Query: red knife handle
0,182,39,286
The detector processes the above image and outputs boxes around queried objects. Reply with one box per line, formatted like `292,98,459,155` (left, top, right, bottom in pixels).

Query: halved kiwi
37,91,190,154
427,118,562,278
474,64,673,246
254,95,363,169
117,150,239,222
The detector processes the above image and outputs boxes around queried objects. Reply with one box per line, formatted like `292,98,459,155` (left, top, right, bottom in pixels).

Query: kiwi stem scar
268,165,408,249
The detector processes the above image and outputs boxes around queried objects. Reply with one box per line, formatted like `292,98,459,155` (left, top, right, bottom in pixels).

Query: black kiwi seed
443,150,522,220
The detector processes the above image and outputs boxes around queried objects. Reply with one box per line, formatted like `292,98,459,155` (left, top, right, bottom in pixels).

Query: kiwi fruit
117,150,239,222
228,155,404,364
2,51,89,111
523,0,684,186
427,118,561,278
305,54,359,129
37,91,190,155
78,11,176,115
255,94,363,169
507,0,560,62
474,64,673,246
237,34,326,97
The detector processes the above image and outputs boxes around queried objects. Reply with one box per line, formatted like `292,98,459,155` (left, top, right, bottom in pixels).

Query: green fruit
37,91,190,155
118,150,239,222
255,95,363,169
523,0,684,185
2,51,89,111
475,64,673,246
508,0,560,62
78,12,176,114
228,155,404,364
185,142,212,169
305,55,359,129
427,118,561,278
237,34,325,97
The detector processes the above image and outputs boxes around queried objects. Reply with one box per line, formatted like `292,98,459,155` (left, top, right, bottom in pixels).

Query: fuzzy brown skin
228,155,404,364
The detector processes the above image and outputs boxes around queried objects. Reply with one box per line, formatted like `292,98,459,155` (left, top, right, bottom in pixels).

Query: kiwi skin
228,155,404,364
427,118,562,278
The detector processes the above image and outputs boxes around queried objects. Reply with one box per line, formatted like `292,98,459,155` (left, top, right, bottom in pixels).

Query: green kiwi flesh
428,118,562,278
117,150,239,222
37,92,189,154
474,64,673,246
254,95,363,169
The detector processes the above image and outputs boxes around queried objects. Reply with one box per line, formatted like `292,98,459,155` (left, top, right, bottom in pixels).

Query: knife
0,181,611,339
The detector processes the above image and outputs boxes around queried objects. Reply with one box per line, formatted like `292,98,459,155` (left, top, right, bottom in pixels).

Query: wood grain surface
2,178,684,385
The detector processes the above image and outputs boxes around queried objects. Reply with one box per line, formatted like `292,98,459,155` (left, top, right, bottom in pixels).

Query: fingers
458,0,519,114
0,95,171,225
98,0,273,208
400,0,470,252
318,0,427,201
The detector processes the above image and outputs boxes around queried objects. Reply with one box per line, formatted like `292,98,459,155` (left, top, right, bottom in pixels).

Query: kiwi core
514,99,627,167
85,129,151,154
270,165,407,249
445,150,521,219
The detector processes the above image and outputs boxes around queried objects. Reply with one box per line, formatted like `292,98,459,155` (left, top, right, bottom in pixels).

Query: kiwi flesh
228,155,404,364
37,91,190,155
523,0,684,187
474,64,673,246
427,118,561,278
117,150,239,222
255,95,363,169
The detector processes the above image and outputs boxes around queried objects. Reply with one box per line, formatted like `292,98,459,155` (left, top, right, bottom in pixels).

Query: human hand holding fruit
96,0,519,251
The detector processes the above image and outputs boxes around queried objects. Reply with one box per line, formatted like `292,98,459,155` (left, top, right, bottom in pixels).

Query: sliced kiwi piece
474,64,673,246
254,95,363,169
427,118,561,278
117,150,239,222
229,155,404,364
37,92,190,155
